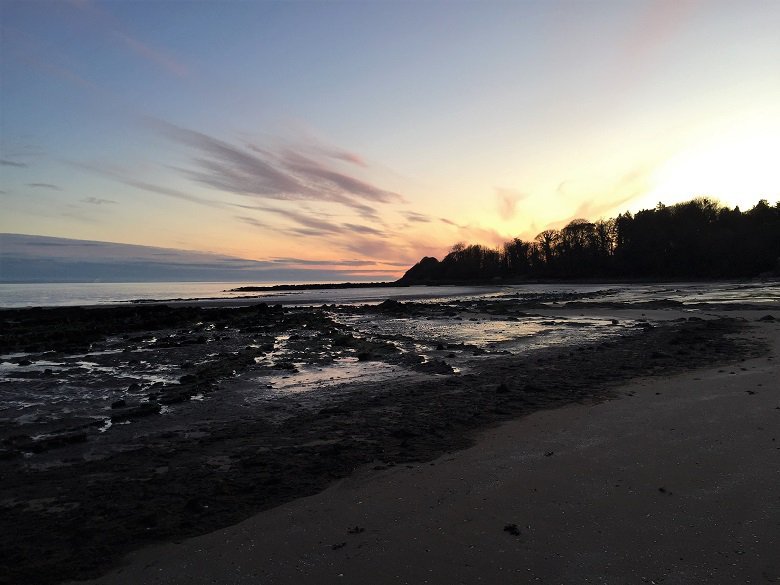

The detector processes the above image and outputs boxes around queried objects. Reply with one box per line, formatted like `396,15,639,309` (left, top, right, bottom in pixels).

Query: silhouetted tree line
401,198,780,282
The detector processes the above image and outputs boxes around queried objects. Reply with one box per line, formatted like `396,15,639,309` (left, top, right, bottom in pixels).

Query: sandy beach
76,312,779,585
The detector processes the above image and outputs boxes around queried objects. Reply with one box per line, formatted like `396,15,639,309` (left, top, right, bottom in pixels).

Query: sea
1,280,779,309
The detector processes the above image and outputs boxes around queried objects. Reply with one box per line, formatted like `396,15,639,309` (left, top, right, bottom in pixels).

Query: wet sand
0,299,776,584
76,314,780,585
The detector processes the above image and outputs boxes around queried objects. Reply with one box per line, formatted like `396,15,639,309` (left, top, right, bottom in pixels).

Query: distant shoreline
228,275,780,292
228,281,402,292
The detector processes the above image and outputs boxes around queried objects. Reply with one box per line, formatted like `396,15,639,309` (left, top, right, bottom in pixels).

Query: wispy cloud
28,182,61,190
74,161,224,208
81,196,117,205
323,147,367,167
256,206,342,236
269,257,378,267
1,159,27,168
151,120,401,214
343,223,386,237
547,168,650,229
403,211,432,223
456,225,508,247
436,216,509,248
236,203,387,240
282,150,399,203
69,0,188,77
495,187,529,220
610,0,700,97
341,236,401,260
237,216,266,230
114,32,188,78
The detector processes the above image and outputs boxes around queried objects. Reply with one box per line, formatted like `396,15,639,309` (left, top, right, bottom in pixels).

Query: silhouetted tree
399,197,780,283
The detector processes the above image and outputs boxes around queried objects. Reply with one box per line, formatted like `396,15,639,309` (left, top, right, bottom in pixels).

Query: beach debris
503,523,521,536
331,542,347,550
496,383,509,393
757,314,776,322
544,451,554,457
347,526,365,534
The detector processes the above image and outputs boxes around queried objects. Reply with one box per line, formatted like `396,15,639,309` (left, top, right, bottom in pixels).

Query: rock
503,523,521,536
377,299,404,312
110,402,161,422
128,383,141,392
418,359,453,374
31,431,88,453
158,391,193,405
110,399,126,409
758,314,776,322
333,334,354,347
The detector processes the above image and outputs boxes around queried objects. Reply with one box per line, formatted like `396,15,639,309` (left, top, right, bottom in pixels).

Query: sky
2,0,779,281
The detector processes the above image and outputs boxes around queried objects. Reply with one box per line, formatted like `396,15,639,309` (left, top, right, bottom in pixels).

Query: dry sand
78,314,780,585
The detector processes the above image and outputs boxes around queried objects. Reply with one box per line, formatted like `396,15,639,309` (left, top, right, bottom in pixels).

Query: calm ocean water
0,281,507,308
0,280,778,309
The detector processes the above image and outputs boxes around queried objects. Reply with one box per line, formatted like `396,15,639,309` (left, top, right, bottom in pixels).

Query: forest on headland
401,197,780,283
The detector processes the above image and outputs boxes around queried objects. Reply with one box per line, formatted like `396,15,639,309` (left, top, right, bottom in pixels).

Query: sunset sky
2,0,779,280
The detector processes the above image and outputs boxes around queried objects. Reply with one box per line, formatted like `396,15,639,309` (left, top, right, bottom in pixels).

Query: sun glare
649,124,780,210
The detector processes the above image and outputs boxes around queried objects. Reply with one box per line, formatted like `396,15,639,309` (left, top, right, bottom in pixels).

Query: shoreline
1,277,777,311
81,315,780,585
0,299,775,584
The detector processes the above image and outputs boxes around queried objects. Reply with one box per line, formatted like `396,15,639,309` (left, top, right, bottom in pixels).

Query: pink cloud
115,32,189,78
69,0,189,77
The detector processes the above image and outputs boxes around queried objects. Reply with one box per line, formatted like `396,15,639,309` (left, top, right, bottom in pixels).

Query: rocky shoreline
0,299,769,584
